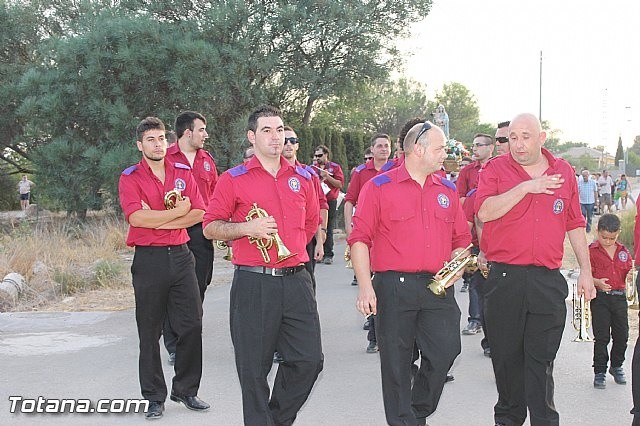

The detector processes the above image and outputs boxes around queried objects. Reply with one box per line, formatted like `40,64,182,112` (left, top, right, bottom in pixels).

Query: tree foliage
615,136,624,164
8,0,439,217
272,1,433,125
426,82,480,144
311,78,428,137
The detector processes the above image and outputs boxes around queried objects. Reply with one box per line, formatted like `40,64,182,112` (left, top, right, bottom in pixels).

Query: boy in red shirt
590,213,632,389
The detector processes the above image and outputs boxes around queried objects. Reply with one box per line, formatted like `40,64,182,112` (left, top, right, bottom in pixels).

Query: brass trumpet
345,245,352,269
215,240,233,261
164,189,183,209
572,282,592,342
246,203,295,264
428,244,476,297
626,260,639,309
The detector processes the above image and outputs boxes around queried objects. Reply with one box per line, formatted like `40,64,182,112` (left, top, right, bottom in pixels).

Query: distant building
559,146,615,170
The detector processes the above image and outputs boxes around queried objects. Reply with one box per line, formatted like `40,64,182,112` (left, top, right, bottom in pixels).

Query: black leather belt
235,265,306,277
598,290,625,296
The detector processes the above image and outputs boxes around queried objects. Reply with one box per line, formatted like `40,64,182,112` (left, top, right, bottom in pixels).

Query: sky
400,0,640,154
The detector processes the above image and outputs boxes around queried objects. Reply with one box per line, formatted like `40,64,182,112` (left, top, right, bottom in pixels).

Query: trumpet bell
164,189,182,209
245,203,296,264
427,243,475,298
272,233,296,264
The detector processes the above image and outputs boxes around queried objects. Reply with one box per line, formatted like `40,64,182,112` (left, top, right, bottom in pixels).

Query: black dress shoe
170,394,210,411
145,401,164,420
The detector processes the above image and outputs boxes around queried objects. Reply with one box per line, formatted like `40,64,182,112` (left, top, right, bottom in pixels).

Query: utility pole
539,51,542,122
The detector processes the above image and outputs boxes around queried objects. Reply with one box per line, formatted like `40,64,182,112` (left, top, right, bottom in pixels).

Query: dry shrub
0,215,133,311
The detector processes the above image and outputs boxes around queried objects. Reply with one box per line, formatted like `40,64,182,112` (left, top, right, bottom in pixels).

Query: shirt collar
396,164,445,187
246,154,295,175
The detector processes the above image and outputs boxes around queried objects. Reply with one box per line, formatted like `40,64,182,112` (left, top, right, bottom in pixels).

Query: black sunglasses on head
414,121,432,144
284,137,298,145
495,136,509,144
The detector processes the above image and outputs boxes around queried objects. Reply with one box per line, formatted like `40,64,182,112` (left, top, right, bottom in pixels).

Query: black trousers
632,309,640,425
591,292,628,373
484,263,567,426
305,236,317,292
374,271,461,426
132,245,203,401
163,222,213,354
323,199,337,258
230,268,323,426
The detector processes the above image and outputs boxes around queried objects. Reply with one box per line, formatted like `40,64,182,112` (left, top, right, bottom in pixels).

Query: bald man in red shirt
349,120,471,426
476,113,595,426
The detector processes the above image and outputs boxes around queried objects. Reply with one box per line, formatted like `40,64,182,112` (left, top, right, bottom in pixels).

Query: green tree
273,1,432,125
615,136,624,164
312,78,428,136
426,82,480,144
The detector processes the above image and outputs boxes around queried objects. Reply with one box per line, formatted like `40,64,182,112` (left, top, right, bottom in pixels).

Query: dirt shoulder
33,247,236,312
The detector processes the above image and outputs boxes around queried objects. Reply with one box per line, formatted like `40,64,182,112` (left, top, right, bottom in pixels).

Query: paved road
0,238,634,425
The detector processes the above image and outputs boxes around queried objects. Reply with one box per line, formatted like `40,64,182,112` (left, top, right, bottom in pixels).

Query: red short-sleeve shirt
204,156,320,267
475,148,585,268
347,164,471,273
119,158,205,247
345,160,396,205
166,143,218,206
589,241,632,291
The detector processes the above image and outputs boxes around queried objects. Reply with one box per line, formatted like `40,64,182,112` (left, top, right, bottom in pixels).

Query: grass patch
0,214,132,310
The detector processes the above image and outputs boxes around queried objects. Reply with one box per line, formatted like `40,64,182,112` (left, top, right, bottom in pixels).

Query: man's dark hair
175,111,206,139
284,125,294,132
597,213,621,233
398,117,426,152
364,147,372,155
497,121,510,129
370,133,391,146
315,144,330,157
136,117,165,141
473,133,494,143
166,130,177,145
247,105,282,132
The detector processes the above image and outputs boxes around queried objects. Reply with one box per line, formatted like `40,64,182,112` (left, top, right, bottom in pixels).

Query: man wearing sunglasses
313,145,344,265
350,120,470,425
283,126,329,291
476,113,594,426
457,134,494,346
495,121,510,156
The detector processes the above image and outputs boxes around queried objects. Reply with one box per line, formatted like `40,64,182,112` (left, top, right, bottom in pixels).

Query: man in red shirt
118,117,209,419
163,111,218,365
457,133,494,203
495,121,510,156
283,125,328,290
476,113,595,426
313,144,344,264
203,105,321,426
457,133,494,336
344,133,395,352
349,120,471,426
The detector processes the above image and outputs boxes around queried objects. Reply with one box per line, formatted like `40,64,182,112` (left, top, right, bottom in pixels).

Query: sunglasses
364,156,373,161
414,121,432,144
284,137,298,145
314,153,324,158
495,136,509,144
